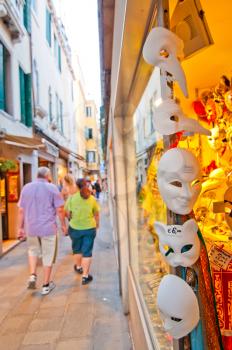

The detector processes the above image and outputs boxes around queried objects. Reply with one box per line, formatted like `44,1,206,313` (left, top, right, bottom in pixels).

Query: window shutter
19,67,26,124
24,0,31,33
25,73,32,127
0,43,5,110
46,9,51,46
85,127,89,139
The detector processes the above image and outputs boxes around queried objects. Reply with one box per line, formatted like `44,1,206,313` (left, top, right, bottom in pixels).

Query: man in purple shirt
17,167,66,295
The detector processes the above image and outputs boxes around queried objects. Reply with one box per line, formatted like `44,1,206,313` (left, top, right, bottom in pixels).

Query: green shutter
0,43,5,110
25,73,32,127
19,67,26,124
23,0,31,33
58,45,61,71
46,9,51,46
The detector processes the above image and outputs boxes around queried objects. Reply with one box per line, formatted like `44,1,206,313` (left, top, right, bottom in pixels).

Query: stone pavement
0,201,133,350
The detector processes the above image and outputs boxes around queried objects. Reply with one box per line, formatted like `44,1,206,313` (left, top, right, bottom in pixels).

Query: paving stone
34,307,65,319
0,333,25,350
22,331,59,345
40,295,68,309
56,338,93,350
20,345,52,350
28,317,63,332
60,303,94,339
0,314,33,335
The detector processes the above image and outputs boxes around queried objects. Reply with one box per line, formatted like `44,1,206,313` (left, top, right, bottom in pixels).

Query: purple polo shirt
18,178,64,237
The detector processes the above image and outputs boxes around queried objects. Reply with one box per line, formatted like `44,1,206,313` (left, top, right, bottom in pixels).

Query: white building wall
0,1,31,137
31,0,76,152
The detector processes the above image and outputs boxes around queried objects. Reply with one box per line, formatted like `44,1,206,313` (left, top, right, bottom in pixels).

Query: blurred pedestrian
65,180,100,285
93,179,101,200
61,173,77,200
17,167,66,295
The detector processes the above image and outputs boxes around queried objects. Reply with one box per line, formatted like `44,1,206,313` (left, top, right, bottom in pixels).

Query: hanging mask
157,274,200,339
154,219,200,267
154,99,211,136
157,148,201,215
143,27,188,97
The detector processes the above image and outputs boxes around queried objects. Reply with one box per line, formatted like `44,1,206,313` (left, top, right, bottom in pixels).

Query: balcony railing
0,0,24,42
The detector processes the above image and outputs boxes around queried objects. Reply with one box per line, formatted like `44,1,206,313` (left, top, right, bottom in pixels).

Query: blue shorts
68,227,96,257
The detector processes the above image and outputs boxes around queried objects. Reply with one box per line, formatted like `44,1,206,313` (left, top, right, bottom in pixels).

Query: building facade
0,0,89,256
99,0,232,349
84,100,100,178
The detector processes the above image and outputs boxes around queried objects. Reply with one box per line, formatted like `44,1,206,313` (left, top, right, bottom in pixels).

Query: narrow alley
0,202,132,350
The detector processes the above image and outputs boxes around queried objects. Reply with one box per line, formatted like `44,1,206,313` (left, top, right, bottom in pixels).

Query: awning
1,134,45,149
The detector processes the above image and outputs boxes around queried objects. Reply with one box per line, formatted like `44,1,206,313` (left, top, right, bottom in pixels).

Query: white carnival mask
154,219,200,267
157,274,200,339
143,27,188,97
154,99,211,136
157,148,201,215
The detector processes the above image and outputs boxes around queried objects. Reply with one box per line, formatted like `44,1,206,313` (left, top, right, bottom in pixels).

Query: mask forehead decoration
157,148,201,215
154,99,211,136
155,219,200,267
157,274,200,339
143,27,188,97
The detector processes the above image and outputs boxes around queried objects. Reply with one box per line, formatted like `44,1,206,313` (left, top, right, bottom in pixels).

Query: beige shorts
27,235,58,266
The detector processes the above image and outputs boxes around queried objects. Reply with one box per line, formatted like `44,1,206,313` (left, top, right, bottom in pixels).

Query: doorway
0,176,8,240
23,163,32,185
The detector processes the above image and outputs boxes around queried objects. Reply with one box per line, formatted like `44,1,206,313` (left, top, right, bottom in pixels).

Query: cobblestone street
0,202,132,350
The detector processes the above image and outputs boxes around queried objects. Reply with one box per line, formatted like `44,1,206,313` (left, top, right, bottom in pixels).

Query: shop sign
42,139,59,158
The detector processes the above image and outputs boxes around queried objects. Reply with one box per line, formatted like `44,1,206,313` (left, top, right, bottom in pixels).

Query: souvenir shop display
157,274,200,339
154,219,200,267
157,148,201,215
142,27,188,97
153,99,210,136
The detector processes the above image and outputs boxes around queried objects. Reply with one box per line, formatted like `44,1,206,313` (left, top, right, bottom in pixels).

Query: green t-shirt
65,192,100,230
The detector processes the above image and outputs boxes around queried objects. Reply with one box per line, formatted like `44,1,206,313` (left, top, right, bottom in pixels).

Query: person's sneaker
74,265,83,274
82,275,93,285
41,281,56,295
27,274,37,289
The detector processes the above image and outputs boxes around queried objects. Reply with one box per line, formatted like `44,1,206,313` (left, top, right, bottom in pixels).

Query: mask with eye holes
154,99,211,136
154,219,200,267
143,27,188,97
157,148,201,215
157,274,200,339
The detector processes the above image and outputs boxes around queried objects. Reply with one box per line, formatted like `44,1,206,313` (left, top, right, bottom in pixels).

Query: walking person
93,179,101,200
61,173,77,200
17,167,66,295
65,179,100,285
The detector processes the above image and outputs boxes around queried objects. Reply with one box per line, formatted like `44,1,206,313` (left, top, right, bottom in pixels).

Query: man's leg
28,255,38,275
40,235,57,294
27,237,41,289
43,266,52,285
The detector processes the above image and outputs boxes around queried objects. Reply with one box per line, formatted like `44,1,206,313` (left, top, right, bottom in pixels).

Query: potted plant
0,158,16,179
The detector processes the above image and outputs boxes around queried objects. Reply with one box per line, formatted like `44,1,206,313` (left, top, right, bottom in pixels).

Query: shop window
0,43,11,113
86,106,92,117
132,67,171,349
46,8,52,47
19,67,32,127
86,151,95,163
